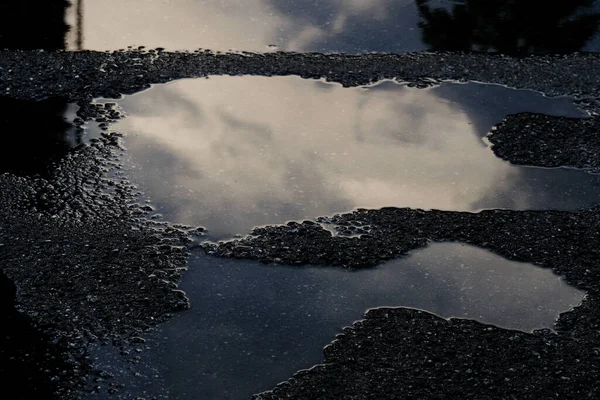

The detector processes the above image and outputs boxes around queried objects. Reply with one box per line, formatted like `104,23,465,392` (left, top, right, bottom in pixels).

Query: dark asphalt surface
1,49,600,399
3,50,600,101
489,112,600,171
255,307,600,399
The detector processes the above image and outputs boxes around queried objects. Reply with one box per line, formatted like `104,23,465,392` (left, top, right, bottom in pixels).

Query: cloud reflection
66,0,422,52
66,0,600,53
107,76,600,239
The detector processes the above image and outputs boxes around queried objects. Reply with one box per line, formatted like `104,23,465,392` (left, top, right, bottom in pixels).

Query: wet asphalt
2,48,600,399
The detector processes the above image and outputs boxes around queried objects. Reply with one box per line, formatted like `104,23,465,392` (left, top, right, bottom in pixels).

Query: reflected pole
76,0,83,50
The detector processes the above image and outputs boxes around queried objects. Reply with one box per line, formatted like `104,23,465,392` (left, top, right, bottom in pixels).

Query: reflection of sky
86,243,584,400
107,76,600,239
65,0,600,53
66,0,424,52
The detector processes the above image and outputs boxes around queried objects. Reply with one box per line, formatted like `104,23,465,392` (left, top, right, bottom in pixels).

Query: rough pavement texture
0,133,194,398
207,208,599,289
489,112,600,171
0,50,600,101
254,308,600,399
0,270,77,400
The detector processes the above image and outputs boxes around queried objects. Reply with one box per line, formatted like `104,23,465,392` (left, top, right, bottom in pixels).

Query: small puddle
63,0,600,53
85,242,584,400
93,76,600,240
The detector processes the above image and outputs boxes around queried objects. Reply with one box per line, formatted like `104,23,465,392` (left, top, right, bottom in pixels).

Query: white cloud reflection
66,0,420,52
66,0,600,53
105,76,600,239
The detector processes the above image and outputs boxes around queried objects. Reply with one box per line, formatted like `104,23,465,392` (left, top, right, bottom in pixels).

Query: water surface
86,242,584,400
94,76,600,239
1,2,598,52
64,0,600,53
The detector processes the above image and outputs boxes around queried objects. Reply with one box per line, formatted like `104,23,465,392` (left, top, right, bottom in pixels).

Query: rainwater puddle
86,242,584,400
93,76,600,240
63,0,600,53
1,1,598,52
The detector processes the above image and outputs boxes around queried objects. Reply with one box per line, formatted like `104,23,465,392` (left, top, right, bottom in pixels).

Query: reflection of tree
0,270,69,400
416,0,600,54
0,97,72,177
0,0,70,50
0,2,75,176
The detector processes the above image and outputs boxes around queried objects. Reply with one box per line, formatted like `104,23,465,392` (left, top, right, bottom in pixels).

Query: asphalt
1,49,600,399
489,112,600,171
1,50,600,100
255,307,600,399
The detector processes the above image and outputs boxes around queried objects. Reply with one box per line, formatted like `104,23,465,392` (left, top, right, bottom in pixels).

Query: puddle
0,97,81,176
94,76,600,240
85,242,584,399
61,0,600,53
0,1,597,52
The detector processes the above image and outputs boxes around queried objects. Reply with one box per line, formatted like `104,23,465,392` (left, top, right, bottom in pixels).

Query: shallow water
86,242,584,400
92,76,600,240
63,0,600,53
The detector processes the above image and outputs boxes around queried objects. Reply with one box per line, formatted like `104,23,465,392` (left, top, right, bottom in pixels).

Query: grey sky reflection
108,76,600,239
66,0,600,53
66,0,424,52
87,242,583,400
